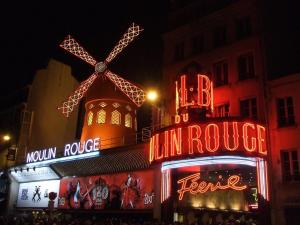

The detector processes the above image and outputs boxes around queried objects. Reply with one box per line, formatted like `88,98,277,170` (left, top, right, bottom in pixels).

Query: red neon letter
180,75,187,107
175,115,181,124
197,75,211,107
175,81,179,113
177,173,200,200
188,125,203,155
163,130,169,158
210,81,214,113
205,123,220,152
170,128,182,156
243,123,257,152
182,113,189,122
257,125,267,155
223,122,239,151
154,134,163,160
149,137,154,163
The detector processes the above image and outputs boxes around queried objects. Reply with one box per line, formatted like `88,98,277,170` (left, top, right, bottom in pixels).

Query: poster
58,170,154,210
17,180,60,208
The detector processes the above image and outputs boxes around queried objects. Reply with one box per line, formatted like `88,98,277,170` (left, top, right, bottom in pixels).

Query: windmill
58,23,146,118
58,23,150,149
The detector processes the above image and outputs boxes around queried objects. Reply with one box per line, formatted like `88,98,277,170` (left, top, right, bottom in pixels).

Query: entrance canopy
10,143,150,181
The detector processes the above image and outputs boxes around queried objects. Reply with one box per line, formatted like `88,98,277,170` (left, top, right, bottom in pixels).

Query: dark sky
0,1,168,106
1,0,300,108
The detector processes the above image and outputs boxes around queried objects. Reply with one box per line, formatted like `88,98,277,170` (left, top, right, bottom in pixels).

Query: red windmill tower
58,23,147,149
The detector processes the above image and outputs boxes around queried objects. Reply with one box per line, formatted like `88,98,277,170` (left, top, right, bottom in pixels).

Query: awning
51,143,150,177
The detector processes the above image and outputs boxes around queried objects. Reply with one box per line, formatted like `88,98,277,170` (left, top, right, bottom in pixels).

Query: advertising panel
58,170,154,210
17,180,60,208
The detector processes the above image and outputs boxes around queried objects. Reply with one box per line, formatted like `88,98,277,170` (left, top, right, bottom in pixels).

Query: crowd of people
0,213,259,225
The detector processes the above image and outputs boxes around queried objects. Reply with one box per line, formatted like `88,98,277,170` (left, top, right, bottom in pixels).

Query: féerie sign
177,173,247,200
26,138,100,163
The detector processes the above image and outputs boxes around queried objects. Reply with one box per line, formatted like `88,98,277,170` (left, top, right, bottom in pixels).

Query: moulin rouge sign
26,138,100,163
149,74,267,163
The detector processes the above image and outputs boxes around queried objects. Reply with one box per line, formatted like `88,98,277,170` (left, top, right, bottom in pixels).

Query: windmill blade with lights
58,23,147,117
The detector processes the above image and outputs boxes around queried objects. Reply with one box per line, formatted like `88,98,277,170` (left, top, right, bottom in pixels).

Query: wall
24,59,79,161
268,74,300,225
161,0,266,125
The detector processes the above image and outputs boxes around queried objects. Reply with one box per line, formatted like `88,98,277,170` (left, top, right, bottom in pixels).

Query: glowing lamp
147,90,158,102
3,135,11,141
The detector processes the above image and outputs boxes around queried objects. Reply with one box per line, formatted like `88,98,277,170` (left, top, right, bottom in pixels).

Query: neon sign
149,121,267,163
26,148,56,163
176,74,213,112
64,138,100,157
26,138,100,163
177,173,247,200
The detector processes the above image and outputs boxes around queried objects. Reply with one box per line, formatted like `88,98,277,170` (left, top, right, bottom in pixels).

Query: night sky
1,1,300,113
0,1,168,108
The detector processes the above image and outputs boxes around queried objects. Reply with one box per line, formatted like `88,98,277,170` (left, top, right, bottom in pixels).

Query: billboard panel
17,180,60,208
58,170,154,210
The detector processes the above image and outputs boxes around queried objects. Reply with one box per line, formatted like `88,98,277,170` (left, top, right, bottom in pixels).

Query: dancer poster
58,170,154,210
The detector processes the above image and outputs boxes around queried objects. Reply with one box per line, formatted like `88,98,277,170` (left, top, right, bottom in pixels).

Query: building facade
157,0,300,225
267,74,300,225
3,1,300,225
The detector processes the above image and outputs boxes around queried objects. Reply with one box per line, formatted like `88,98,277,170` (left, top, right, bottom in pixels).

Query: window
213,60,228,86
112,102,120,108
240,98,257,119
277,97,295,127
238,53,255,80
99,102,107,107
174,42,185,61
215,104,230,118
191,35,204,55
111,110,121,125
213,26,227,47
125,113,132,128
87,111,93,126
97,110,106,124
236,17,252,40
281,150,300,182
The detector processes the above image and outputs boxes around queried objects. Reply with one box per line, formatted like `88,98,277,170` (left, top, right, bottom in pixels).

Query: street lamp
147,90,158,102
3,135,11,142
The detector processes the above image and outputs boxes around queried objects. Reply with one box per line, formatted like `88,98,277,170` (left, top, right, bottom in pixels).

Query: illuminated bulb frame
160,155,268,203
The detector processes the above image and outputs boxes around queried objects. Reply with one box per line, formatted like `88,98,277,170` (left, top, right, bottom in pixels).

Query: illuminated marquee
149,121,266,163
26,137,100,163
177,173,247,200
